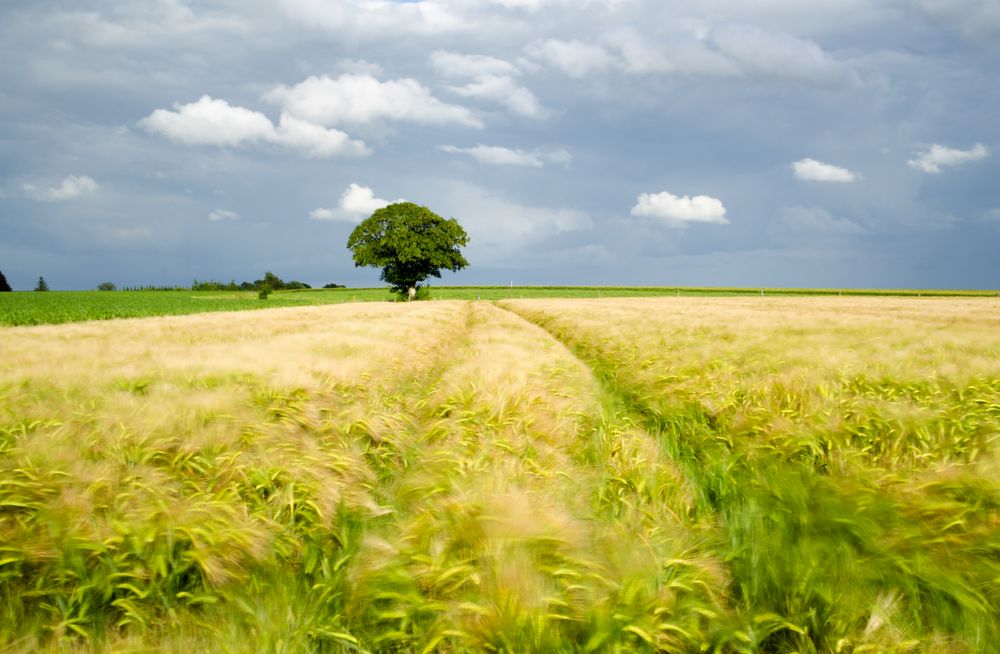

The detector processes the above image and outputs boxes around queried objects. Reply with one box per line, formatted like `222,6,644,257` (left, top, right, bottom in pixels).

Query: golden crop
1,297,997,652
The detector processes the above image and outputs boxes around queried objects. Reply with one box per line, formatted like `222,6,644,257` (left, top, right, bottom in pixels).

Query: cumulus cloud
432,51,519,78
452,77,545,118
309,183,403,223
431,51,545,118
273,114,371,157
907,143,989,173
524,39,617,78
438,181,591,258
708,24,859,85
631,191,728,225
140,96,273,146
264,74,482,128
439,144,570,167
793,158,859,182
280,0,466,36
45,1,247,50
603,29,675,74
140,95,369,157
524,24,855,85
23,174,98,201
336,59,384,76
491,0,629,13
208,208,239,222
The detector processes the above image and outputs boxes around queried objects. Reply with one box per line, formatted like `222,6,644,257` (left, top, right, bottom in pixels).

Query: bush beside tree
192,274,313,293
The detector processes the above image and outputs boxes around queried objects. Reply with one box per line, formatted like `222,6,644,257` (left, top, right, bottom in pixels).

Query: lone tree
0,270,11,292
347,202,469,300
35,276,49,292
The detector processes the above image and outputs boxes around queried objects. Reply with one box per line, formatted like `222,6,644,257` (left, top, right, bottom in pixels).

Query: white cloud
793,158,859,182
524,39,617,78
307,208,336,220
491,0,630,11
431,51,519,78
141,96,273,146
272,114,371,157
523,24,854,84
631,191,728,225
439,144,570,167
336,59,385,76
280,0,466,36
708,24,859,85
432,51,545,118
604,29,674,74
438,181,591,258
777,206,865,234
23,174,98,202
490,0,551,10
46,1,247,50
309,183,403,223
208,208,239,222
139,95,369,157
450,77,545,118
263,74,482,128
916,0,1000,40
907,143,989,173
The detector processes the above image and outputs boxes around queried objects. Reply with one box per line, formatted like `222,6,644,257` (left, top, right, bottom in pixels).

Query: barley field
1,297,998,652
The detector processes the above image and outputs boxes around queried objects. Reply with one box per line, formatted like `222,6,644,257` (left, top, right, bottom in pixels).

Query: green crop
1,296,998,652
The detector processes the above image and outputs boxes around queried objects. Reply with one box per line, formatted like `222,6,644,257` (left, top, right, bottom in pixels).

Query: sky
1,0,998,290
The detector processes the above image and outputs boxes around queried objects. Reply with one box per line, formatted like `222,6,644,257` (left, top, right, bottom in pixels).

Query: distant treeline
117,284,190,291
191,272,343,292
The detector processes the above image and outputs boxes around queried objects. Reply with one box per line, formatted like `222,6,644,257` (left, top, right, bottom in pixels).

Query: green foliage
34,276,49,292
191,279,241,291
347,202,469,298
96,281,116,291
259,271,282,291
0,269,11,292
257,288,270,300
193,274,311,293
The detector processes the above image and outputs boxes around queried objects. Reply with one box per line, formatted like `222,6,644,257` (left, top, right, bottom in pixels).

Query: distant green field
0,289,380,326
1,286,997,326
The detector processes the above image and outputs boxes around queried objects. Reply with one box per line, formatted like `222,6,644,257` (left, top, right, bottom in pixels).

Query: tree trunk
407,286,416,302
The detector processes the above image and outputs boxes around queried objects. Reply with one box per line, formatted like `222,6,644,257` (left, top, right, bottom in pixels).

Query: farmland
2,286,996,327
1,297,999,652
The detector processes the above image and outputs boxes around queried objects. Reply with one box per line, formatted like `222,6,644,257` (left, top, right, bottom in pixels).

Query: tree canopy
0,270,11,292
347,202,469,298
